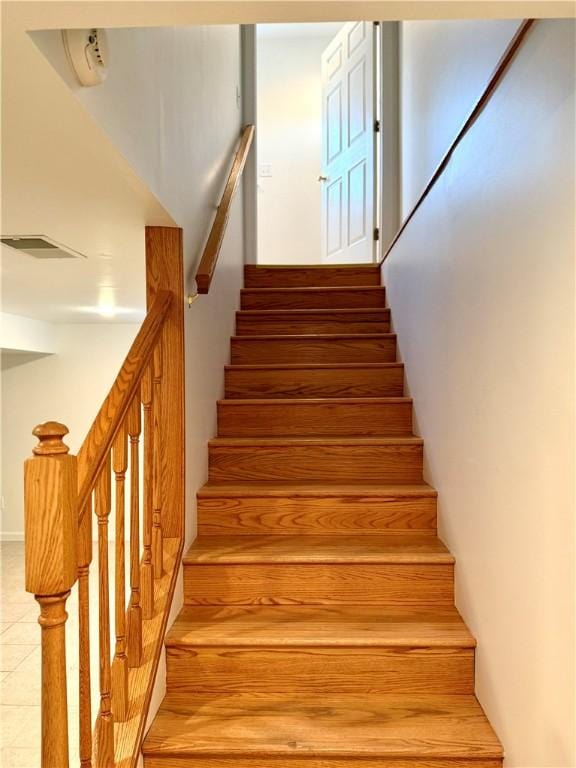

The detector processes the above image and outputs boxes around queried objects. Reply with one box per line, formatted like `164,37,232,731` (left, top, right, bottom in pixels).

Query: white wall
0,313,59,355
2,15,176,326
242,25,259,265
256,26,342,264
32,25,244,286
80,25,243,285
1,324,140,539
387,19,575,767
400,18,521,215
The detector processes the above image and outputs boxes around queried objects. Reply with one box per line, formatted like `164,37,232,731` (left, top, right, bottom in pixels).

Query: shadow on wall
1,351,54,371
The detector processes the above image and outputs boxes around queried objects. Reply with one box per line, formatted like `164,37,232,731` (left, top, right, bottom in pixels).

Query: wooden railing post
127,396,143,667
25,422,77,768
78,497,93,768
141,366,154,618
112,424,129,721
95,455,114,767
152,341,163,579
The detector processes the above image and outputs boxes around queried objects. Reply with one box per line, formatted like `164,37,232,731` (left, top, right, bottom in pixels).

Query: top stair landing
244,263,381,288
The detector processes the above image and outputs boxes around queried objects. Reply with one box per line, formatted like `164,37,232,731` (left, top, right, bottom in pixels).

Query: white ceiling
9,1,573,30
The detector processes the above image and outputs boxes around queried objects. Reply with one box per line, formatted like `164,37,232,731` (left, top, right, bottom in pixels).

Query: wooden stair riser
241,287,386,310
244,265,381,288
166,645,474,695
197,493,437,536
183,563,454,606
236,310,390,335
231,336,396,365
209,442,423,483
217,399,413,437
225,365,405,399
145,757,503,768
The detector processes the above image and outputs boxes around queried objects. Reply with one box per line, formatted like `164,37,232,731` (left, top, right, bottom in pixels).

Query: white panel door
321,22,376,263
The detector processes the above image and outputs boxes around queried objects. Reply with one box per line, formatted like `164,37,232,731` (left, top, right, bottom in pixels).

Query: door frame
378,21,401,254
372,21,382,263
241,24,258,265
242,21,400,267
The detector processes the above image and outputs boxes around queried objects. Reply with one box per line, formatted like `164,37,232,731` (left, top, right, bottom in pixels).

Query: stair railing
381,19,534,262
24,226,184,767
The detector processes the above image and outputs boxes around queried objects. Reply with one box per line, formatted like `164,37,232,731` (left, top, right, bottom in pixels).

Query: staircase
143,264,503,767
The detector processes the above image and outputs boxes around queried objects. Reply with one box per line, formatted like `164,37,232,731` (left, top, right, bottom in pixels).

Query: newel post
145,226,184,540
24,421,78,768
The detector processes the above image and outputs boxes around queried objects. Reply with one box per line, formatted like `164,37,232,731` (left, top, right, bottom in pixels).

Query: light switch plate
259,164,273,178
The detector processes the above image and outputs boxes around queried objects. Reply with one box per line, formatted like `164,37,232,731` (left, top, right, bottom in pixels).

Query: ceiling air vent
1,236,85,259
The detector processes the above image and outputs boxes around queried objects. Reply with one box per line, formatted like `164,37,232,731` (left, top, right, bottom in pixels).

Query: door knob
318,175,328,182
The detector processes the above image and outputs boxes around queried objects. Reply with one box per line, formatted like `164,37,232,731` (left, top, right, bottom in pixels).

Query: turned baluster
152,342,163,579
94,455,114,767
127,395,143,667
24,422,77,768
78,497,93,768
111,424,129,720
141,365,154,619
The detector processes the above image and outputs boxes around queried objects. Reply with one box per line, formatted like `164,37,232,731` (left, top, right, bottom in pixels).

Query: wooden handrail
381,19,535,262
77,289,172,520
195,124,255,294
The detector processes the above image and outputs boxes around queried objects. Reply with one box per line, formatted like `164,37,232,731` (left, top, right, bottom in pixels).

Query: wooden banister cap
32,422,70,456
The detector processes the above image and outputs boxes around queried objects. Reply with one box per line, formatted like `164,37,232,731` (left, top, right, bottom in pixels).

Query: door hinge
374,119,380,133
373,227,380,242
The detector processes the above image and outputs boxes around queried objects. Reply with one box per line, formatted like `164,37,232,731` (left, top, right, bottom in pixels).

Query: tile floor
1,541,108,767
1,542,42,767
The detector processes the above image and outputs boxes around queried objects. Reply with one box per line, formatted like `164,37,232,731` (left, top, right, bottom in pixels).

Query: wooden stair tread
237,310,391,334
241,286,387,310
165,605,475,647
232,333,396,340
226,363,403,370
252,263,378,266
244,264,381,288
210,435,423,446
143,693,502,758
237,308,390,316
217,396,412,405
241,286,386,294
183,534,453,564
198,481,436,497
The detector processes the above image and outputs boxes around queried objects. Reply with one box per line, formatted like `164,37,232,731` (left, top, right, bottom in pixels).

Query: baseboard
0,532,25,541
